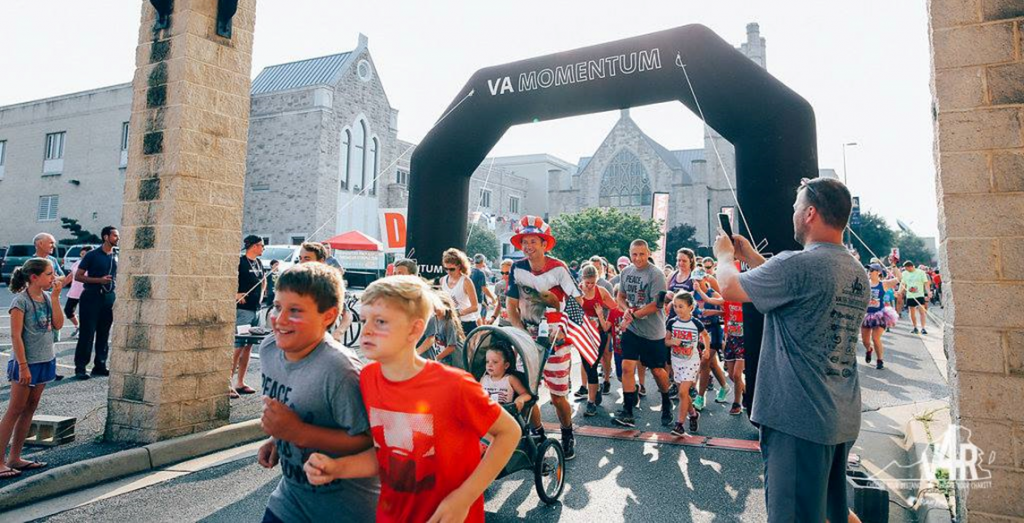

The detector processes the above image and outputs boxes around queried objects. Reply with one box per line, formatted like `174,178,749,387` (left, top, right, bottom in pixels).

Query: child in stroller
480,346,532,415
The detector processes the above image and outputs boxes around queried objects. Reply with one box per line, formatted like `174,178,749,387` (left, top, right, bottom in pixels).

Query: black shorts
906,296,926,307
63,297,80,319
621,330,667,368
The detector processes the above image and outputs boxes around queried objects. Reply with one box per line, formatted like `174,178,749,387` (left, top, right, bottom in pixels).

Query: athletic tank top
668,271,694,293
444,273,480,322
480,374,514,404
582,290,602,318
867,282,884,313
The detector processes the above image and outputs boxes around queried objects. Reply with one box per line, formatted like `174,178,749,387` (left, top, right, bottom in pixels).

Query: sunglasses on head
800,177,820,200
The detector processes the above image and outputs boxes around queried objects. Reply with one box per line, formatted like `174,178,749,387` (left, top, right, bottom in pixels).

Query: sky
0,1,939,238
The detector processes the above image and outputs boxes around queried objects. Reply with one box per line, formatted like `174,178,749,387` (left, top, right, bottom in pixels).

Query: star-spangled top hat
510,215,557,251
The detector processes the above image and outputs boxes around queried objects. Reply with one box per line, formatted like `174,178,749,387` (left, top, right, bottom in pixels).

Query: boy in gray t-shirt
257,263,379,523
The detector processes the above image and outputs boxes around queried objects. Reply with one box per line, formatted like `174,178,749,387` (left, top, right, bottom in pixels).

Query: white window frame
340,128,351,191
45,132,65,160
396,169,409,186
38,195,59,222
509,195,520,214
480,188,492,209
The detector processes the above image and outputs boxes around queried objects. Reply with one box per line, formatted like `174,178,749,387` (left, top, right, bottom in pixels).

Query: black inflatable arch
407,24,819,412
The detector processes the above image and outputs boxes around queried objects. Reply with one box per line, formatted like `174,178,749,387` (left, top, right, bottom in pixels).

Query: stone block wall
929,0,1024,519
107,0,257,443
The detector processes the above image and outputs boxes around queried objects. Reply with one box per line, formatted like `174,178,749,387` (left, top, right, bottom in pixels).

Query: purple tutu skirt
862,307,898,329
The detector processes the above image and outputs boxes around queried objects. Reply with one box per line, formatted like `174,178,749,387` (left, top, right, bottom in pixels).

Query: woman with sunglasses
441,248,481,336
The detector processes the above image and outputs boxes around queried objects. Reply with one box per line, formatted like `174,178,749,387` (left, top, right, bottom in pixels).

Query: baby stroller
464,325,566,504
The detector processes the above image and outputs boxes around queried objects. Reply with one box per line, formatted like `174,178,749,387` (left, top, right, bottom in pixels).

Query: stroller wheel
534,438,566,504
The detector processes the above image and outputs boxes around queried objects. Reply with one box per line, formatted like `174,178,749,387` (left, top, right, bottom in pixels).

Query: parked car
259,244,301,272
1,244,36,283
63,244,100,274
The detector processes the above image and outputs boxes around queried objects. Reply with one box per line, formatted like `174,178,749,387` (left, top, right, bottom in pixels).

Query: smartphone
718,213,734,238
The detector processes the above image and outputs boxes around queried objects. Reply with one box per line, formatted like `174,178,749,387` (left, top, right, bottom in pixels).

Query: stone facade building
0,85,132,245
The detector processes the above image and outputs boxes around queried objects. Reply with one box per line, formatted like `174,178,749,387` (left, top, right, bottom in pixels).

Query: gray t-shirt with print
619,263,668,340
738,242,870,445
259,335,380,522
9,292,56,364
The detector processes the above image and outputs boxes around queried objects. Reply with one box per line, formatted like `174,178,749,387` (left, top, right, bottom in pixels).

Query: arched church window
352,119,366,191
340,129,351,191
599,149,652,207
369,137,379,196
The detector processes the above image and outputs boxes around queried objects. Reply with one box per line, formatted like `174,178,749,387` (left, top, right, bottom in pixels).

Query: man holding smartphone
713,178,868,522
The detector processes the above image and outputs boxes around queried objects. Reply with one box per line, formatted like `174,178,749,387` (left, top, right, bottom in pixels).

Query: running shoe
688,410,701,432
611,413,636,428
921,328,928,335
594,390,603,406
689,387,697,399
638,384,647,397
865,350,873,363
573,386,588,398
670,423,687,437
661,408,674,427
912,328,919,334
585,402,597,417
876,360,884,370
667,383,679,397
561,436,576,461
730,403,743,415
601,381,611,395
70,328,79,339
715,385,730,404
693,396,705,411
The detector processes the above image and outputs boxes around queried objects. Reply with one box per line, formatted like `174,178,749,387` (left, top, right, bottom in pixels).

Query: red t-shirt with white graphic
360,360,502,523
723,301,744,337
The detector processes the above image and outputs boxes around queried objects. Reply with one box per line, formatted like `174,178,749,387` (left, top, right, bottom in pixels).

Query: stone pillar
106,0,257,443
929,0,1024,519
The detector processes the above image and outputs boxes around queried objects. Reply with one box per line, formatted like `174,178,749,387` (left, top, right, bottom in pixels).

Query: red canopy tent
325,230,383,251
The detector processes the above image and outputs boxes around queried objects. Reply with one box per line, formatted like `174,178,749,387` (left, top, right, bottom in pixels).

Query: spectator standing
73,227,119,380
32,233,70,286
471,254,496,323
64,245,94,338
714,177,869,522
232,235,265,398
323,244,343,270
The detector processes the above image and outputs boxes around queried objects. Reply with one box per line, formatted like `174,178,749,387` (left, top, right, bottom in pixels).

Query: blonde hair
361,275,436,323
441,248,471,275
433,291,466,341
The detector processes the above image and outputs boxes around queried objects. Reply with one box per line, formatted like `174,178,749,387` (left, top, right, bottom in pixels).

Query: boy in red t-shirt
305,275,521,523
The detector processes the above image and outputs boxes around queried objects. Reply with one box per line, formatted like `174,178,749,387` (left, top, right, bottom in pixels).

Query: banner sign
652,192,670,268
379,208,407,253
851,196,861,228
335,250,385,270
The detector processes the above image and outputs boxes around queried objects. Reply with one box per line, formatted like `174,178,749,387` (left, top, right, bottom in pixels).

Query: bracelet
18,361,29,367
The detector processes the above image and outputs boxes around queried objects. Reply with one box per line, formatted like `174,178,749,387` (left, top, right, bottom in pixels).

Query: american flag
554,298,601,367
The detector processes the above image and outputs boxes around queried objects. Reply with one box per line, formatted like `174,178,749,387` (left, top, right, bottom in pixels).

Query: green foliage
664,223,702,260
548,208,662,263
465,223,500,262
851,212,896,264
58,217,102,246
896,231,935,266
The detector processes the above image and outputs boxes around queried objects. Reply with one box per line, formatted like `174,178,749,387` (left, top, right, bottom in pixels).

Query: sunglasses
501,271,509,275
800,177,820,200
444,267,458,273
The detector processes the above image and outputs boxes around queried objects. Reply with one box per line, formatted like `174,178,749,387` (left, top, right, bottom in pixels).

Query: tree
465,223,499,262
664,223,702,261
896,231,935,266
548,207,662,264
850,212,895,264
59,217,102,246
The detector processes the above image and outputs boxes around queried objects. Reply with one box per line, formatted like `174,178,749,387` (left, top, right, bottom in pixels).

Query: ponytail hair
10,258,52,293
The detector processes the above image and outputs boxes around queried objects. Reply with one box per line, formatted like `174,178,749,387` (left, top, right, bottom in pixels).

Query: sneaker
530,427,546,443
601,381,611,395
693,396,705,411
876,360,884,370
689,387,697,399
688,410,701,432
638,384,647,397
670,422,687,437
715,385,730,404
585,402,597,417
661,408,674,427
921,328,928,335
91,367,110,377
594,390,603,406
730,403,743,415
573,386,588,398
911,328,919,334
865,350,873,364
667,384,679,397
70,328,79,338
74,371,91,380
561,435,576,461
611,414,636,428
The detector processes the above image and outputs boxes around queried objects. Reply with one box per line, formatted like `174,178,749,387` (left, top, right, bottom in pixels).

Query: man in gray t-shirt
612,240,672,429
259,335,380,522
714,177,868,523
